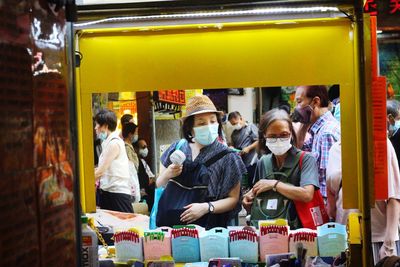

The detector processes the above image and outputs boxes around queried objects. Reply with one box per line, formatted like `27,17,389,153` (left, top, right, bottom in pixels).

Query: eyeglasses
264,134,291,143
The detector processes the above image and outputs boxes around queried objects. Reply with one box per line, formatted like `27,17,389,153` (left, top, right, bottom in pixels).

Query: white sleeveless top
99,131,131,195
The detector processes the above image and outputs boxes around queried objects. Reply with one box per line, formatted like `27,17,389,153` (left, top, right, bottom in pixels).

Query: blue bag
149,187,165,229
149,139,186,229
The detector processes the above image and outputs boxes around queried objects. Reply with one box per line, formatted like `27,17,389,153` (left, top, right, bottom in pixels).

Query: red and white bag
293,152,329,229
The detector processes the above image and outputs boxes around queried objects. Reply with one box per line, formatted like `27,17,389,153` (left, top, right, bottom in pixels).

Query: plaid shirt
303,111,341,197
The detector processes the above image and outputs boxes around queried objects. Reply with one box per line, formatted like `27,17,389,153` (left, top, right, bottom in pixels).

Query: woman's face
191,112,220,146
138,140,147,149
193,112,218,128
94,122,107,135
264,120,291,140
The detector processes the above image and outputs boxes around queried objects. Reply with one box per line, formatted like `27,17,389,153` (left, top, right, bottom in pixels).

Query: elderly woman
243,108,319,229
157,95,246,228
94,109,133,213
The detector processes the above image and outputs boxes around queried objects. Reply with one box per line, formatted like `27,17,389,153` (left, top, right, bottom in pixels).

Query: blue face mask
390,120,400,136
193,123,219,146
98,132,107,141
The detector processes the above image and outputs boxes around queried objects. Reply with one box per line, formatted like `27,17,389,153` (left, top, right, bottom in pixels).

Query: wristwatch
208,202,215,213
272,180,280,192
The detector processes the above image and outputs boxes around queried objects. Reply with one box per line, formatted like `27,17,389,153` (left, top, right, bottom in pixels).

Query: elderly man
293,85,341,199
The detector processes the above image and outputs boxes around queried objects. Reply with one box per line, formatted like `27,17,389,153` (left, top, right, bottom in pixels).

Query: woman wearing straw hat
157,95,247,227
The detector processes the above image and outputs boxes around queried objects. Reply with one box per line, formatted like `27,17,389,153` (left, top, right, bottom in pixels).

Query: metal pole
66,21,82,267
151,101,158,175
354,1,373,266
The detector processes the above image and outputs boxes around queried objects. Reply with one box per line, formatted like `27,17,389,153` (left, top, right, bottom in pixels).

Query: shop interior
73,3,374,266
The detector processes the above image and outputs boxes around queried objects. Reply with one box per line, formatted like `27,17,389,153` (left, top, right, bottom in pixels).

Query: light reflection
31,18,65,49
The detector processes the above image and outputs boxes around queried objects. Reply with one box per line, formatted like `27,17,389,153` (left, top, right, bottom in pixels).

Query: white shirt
371,140,400,242
98,131,131,195
326,140,400,242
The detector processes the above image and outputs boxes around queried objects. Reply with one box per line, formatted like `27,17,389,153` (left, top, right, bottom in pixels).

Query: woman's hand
242,191,255,211
241,146,251,155
252,179,276,196
379,240,397,260
180,203,208,224
157,164,183,187
165,164,183,179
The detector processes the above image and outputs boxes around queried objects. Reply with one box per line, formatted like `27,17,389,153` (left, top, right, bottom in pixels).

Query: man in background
293,85,341,200
387,99,400,169
228,111,259,188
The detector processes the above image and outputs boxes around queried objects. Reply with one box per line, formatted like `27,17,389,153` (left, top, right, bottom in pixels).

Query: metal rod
66,21,82,267
354,1,373,265
151,101,158,175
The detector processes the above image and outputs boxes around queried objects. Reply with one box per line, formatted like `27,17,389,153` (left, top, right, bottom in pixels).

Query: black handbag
156,149,233,228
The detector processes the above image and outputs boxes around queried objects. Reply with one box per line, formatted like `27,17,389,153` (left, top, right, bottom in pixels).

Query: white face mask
233,124,242,131
265,139,292,156
139,148,148,158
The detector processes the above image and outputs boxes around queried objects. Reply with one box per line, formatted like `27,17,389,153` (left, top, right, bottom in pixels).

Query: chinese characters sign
364,0,400,29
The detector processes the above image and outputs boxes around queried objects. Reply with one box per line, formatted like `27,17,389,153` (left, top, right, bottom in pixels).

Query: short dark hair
94,109,117,131
387,99,400,117
303,85,330,108
328,84,340,101
258,108,298,154
228,111,241,121
133,138,147,152
121,114,133,125
182,113,223,143
121,122,137,138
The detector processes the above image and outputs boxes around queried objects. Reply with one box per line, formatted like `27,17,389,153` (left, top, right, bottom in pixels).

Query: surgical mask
131,134,138,143
292,105,313,124
233,124,242,131
98,132,107,141
139,148,148,158
389,120,400,137
265,139,292,156
193,123,219,146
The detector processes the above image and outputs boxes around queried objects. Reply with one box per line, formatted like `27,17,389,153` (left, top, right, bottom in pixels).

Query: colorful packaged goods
229,228,258,263
143,227,172,260
289,229,318,257
259,220,289,262
114,228,144,261
317,223,347,257
199,227,229,261
171,227,200,262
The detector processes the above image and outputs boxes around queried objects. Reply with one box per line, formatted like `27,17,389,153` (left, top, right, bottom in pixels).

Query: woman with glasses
242,108,319,228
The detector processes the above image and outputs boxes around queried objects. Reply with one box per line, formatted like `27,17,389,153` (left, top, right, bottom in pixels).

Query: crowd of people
93,86,400,264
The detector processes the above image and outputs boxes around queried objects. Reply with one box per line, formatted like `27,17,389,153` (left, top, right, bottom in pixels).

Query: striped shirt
161,139,246,218
303,111,340,197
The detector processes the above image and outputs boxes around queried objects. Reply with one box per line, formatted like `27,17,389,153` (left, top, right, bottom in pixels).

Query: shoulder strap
261,154,273,176
262,151,304,182
299,151,306,169
175,139,186,151
281,151,303,181
204,149,234,167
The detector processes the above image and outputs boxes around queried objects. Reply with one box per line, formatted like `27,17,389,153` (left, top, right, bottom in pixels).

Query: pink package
143,227,172,260
259,225,289,262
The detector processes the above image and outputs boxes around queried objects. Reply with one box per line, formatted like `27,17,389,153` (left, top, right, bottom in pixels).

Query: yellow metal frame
76,17,363,212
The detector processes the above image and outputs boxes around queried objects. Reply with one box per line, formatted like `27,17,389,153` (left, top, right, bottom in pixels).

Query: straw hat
183,95,223,119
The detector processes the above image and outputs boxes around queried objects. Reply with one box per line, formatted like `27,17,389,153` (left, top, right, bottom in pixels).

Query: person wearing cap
157,95,247,227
